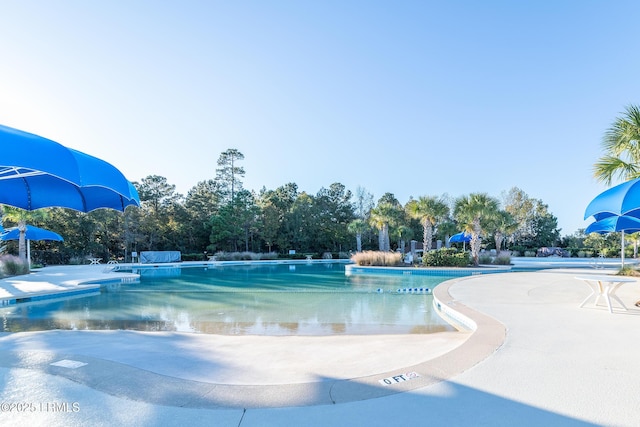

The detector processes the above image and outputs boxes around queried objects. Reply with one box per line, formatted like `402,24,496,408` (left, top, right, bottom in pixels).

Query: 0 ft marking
378,372,420,386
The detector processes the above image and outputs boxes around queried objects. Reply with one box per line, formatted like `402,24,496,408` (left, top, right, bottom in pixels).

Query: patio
0,265,639,425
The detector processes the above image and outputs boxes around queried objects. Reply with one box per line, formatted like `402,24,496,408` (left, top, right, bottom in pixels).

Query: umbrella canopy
449,231,472,243
584,178,640,221
585,215,640,234
0,124,140,212
0,225,64,242
584,215,640,268
0,224,63,268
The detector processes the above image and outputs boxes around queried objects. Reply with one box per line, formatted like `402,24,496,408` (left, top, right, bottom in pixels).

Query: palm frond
593,155,640,185
598,105,640,184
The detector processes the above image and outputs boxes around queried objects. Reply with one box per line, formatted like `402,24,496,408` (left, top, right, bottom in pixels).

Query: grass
0,254,29,277
351,251,403,266
616,265,640,276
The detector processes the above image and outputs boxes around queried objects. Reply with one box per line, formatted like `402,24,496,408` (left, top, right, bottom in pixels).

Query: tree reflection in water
0,263,456,335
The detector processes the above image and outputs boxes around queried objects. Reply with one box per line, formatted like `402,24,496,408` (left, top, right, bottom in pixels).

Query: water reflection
0,264,456,335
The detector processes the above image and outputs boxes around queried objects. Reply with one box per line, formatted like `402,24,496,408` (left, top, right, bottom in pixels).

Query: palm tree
347,219,369,252
406,196,449,253
438,220,458,248
369,203,391,251
393,224,413,258
368,193,405,252
487,210,517,255
594,104,640,184
1,206,47,262
453,193,500,265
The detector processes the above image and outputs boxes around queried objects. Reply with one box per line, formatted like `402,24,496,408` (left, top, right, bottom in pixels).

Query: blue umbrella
449,231,472,243
584,215,640,267
585,215,640,234
584,178,640,221
0,124,140,212
449,231,471,251
0,225,64,242
1,224,64,268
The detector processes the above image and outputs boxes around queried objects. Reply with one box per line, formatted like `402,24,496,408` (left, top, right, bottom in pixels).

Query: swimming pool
0,263,458,335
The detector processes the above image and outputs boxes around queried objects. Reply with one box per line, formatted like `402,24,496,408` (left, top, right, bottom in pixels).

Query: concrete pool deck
1,264,640,426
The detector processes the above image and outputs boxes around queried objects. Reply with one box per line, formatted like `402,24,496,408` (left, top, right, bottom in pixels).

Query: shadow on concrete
241,376,603,427
0,347,603,427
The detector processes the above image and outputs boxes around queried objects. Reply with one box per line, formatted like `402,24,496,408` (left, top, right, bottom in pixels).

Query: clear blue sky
2,1,639,236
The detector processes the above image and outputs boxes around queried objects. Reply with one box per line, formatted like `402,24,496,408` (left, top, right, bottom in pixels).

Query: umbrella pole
621,231,625,268
27,239,31,270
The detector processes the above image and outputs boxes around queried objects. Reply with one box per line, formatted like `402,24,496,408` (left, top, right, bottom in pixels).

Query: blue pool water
0,263,458,335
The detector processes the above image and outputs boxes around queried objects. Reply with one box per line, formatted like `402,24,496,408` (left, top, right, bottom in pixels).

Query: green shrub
524,251,536,257
68,256,85,265
260,252,279,260
213,251,278,261
182,253,207,261
422,248,470,267
326,252,350,259
494,255,512,265
510,246,527,256
278,253,308,259
478,254,493,265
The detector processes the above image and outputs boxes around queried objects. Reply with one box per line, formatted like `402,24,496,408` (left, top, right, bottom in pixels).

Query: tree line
1,149,562,265
6,104,640,265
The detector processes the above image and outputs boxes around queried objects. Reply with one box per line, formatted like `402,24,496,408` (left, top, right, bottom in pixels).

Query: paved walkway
0,265,639,426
